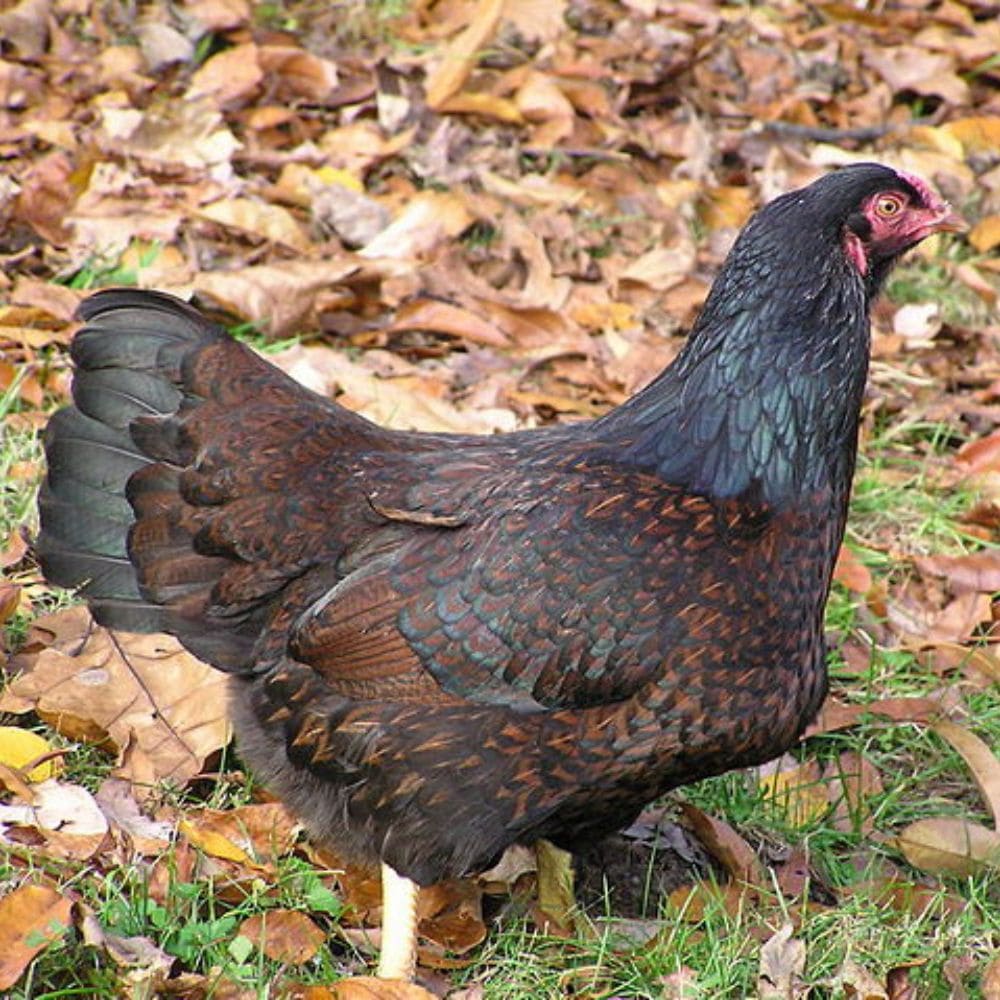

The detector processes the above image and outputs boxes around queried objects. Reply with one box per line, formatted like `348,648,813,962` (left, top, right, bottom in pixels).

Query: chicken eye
875,194,905,217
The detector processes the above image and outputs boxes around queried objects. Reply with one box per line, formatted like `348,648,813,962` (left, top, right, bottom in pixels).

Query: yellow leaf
179,818,252,864
0,726,59,782
757,756,829,829
437,91,524,124
314,166,364,192
941,116,1000,153
908,124,966,159
700,185,755,231
969,215,1000,254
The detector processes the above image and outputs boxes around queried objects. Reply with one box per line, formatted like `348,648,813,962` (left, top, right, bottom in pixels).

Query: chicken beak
928,205,966,234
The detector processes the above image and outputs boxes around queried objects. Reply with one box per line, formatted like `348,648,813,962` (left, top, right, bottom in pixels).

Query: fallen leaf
678,802,764,885
387,299,509,348
969,215,1000,254
914,550,1000,594
838,958,889,1000
894,816,1000,877
424,0,505,110
187,42,263,106
0,884,73,990
239,910,326,965
360,191,474,260
0,779,109,859
192,258,361,336
982,953,1000,1000
79,911,174,973
758,923,806,1000
534,839,576,934
2,607,230,788
957,429,1000,476
833,545,873,593
198,197,311,251
180,803,299,868
94,779,173,854
756,755,829,829
0,726,61,782
930,720,1000,829
331,979,437,999
804,696,942,737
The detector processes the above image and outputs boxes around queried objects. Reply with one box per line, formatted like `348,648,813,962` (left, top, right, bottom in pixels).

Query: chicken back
37,163,960,887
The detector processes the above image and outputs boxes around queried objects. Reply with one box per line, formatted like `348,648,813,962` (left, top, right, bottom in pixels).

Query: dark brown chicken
37,164,960,978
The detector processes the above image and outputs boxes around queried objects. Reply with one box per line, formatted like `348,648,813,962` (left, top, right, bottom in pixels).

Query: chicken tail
37,289,362,671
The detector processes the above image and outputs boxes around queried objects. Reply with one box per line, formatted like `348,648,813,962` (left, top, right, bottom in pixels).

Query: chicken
36,163,961,979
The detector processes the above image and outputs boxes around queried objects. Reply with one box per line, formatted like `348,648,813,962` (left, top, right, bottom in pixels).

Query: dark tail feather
36,290,223,638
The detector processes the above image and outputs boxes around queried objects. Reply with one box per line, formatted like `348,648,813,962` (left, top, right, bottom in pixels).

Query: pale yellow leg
376,863,420,980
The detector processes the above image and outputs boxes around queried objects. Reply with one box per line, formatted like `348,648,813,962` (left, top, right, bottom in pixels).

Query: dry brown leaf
99,99,239,171
388,298,509,348
0,884,74,990
0,778,108,859
331,979,436,999
94,778,173,854
360,191,474,260
833,545,873,593
678,802,764,885
894,816,1000,877
258,45,338,102
838,958,889,1000
424,0,505,110
184,0,251,32
269,343,516,434
416,879,485,956
941,116,1000,153
2,607,229,787
700,185,754,231
914,550,1000,594
982,953,1000,1000
864,47,969,105
667,882,753,923
79,911,174,974
187,42,263,106
198,197,311,252
805,696,941,737
193,259,361,336
969,215,1000,254
504,0,568,43
956,429,1000,475
930,720,1000,829
514,71,575,145
534,838,576,933
239,910,326,965
0,583,22,624
758,924,806,1000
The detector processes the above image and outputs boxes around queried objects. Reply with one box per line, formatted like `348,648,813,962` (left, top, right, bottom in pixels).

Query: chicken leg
376,863,420,979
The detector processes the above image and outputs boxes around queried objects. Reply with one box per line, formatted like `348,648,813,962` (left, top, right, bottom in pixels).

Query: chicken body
37,164,960,967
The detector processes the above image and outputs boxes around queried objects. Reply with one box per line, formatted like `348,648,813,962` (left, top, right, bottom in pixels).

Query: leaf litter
0,0,999,995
